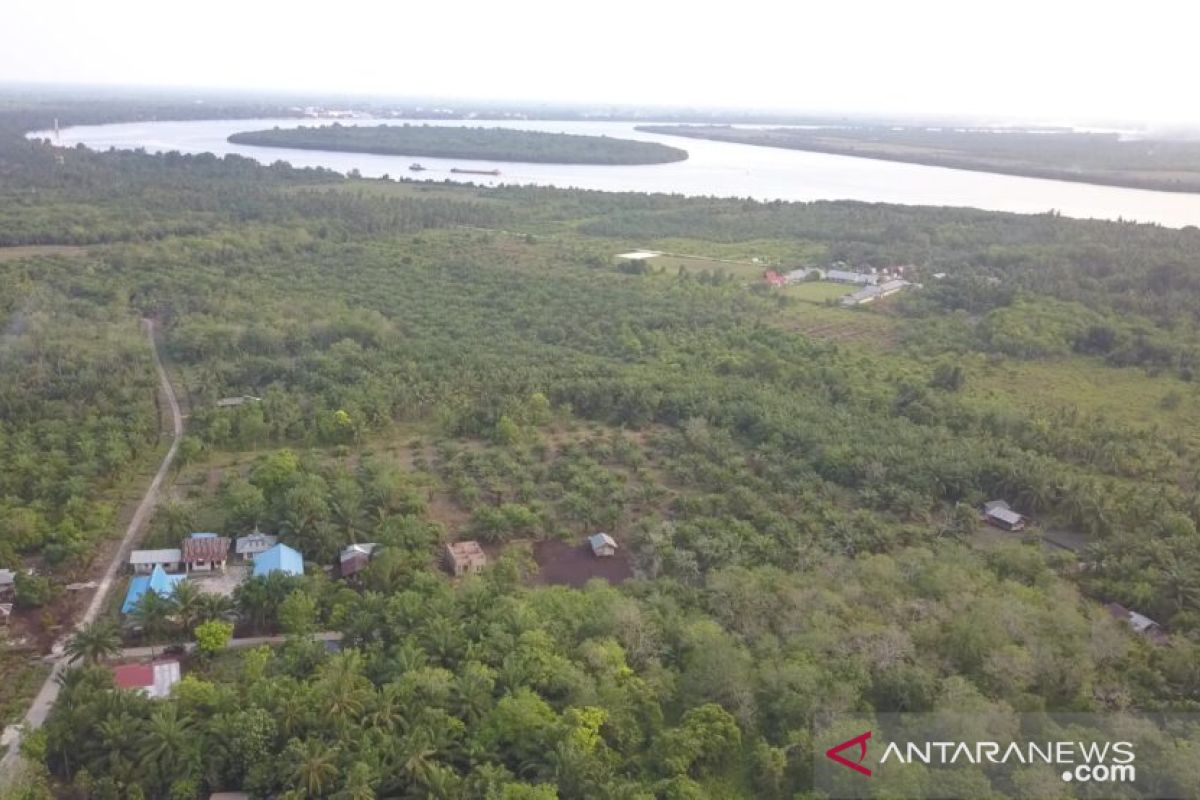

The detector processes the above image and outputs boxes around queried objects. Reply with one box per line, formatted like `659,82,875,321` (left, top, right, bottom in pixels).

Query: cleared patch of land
230,124,689,165
532,539,634,587
638,125,1200,193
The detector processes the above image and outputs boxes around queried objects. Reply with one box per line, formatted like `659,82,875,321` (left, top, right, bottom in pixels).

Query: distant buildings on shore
763,262,917,305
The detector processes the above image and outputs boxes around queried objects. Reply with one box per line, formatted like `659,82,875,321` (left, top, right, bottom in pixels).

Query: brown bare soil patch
532,539,633,588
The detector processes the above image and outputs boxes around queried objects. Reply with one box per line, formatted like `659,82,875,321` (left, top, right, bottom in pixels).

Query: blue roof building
122,565,185,614
253,543,304,578
189,532,219,539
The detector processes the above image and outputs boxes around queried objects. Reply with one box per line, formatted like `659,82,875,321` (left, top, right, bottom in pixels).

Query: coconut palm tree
65,620,122,665
288,738,339,797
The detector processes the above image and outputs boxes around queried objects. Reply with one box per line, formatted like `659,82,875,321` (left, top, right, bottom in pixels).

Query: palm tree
333,762,377,800
130,590,174,655
288,738,340,797
138,704,197,792
170,579,205,632
65,620,122,665
236,578,271,633
156,500,196,541
197,593,235,624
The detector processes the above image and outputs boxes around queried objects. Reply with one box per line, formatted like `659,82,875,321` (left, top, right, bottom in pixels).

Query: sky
3,0,1198,127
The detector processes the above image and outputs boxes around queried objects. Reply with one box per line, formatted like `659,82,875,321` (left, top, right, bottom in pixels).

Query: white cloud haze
2,0,1197,126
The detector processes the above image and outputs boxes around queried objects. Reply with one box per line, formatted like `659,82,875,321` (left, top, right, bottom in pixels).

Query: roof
0,569,15,587
235,533,278,555
589,533,618,551
215,395,262,408
0,603,12,618
986,507,1025,526
615,251,659,260
122,565,185,614
826,269,876,284
446,540,487,566
785,268,820,282
983,500,1011,513
253,543,304,577
129,548,182,565
190,532,219,539
340,543,379,563
1106,603,1160,633
182,536,230,562
112,661,181,699
210,792,252,799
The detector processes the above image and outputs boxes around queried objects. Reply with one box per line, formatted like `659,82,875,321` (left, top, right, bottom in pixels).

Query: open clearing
532,539,634,588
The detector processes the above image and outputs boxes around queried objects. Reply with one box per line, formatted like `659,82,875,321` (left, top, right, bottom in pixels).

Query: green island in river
229,123,689,165
638,124,1200,193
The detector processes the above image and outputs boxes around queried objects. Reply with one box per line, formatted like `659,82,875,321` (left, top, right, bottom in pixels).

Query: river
32,118,1200,228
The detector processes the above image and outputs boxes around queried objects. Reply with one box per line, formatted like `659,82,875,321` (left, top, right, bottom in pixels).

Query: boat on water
451,168,501,176
408,163,426,171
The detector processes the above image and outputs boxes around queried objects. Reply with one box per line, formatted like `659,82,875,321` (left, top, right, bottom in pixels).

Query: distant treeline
229,123,689,165
638,124,1200,192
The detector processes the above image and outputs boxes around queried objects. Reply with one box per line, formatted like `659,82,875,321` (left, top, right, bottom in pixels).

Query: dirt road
0,318,183,783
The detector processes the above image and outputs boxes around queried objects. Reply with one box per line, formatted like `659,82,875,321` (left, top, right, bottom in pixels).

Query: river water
34,118,1200,228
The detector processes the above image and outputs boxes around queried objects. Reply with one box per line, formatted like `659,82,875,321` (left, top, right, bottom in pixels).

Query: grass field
962,354,1200,437
783,280,855,303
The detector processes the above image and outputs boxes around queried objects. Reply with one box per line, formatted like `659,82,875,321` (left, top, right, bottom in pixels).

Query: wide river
35,118,1200,228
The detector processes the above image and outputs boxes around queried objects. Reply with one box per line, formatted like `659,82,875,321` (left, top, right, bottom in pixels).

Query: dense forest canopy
228,124,689,165
637,124,1200,192
2,96,1200,798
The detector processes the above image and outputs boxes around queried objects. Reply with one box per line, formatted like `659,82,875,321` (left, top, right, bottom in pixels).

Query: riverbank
637,124,1200,194
229,123,688,165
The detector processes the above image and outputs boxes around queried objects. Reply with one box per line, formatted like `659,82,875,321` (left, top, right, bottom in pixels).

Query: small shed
253,543,304,578
589,533,618,558
215,395,262,408
0,603,12,626
1105,602,1167,642
0,569,15,600
182,535,230,572
112,660,181,699
339,543,379,579
235,533,278,562
444,541,487,577
983,500,1026,532
129,548,183,575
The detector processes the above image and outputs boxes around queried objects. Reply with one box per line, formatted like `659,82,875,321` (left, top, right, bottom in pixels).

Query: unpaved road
0,318,183,784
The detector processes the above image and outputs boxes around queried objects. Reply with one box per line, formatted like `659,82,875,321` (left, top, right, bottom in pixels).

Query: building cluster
124,532,303,615
763,263,916,305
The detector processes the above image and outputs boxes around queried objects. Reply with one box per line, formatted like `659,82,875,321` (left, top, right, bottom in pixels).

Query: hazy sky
3,0,1197,126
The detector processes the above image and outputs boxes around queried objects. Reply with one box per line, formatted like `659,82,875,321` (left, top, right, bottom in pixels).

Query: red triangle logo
826,730,873,776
